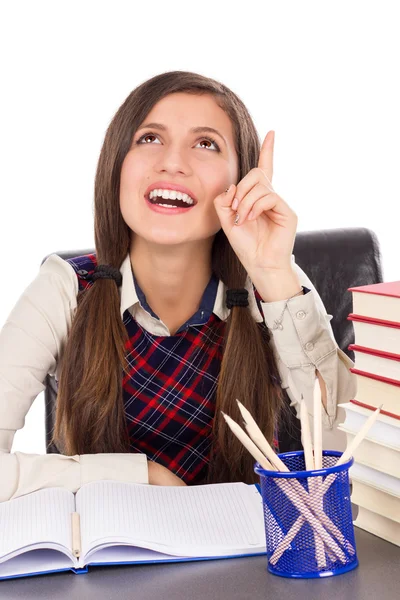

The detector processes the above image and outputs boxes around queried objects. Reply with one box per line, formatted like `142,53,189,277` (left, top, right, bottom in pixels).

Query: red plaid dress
66,253,280,484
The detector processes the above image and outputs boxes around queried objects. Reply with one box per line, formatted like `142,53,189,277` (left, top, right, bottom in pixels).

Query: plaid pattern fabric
65,253,280,484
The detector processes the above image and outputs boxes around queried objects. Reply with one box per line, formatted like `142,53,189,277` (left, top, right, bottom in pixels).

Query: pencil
336,404,383,466
313,377,323,470
300,396,314,472
222,411,346,563
235,400,288,473
271,404,383,561
220,412,273,471
235,400,352,557
300,396,326,568
321,404,383,495
71,512,81,558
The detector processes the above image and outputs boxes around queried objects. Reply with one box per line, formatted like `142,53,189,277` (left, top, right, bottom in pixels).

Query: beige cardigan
0,253,356,502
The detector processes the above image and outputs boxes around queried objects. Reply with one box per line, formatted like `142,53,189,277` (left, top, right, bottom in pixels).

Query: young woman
0,71,356,502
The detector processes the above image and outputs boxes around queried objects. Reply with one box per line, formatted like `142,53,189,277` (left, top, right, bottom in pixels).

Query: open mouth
145,193,196,209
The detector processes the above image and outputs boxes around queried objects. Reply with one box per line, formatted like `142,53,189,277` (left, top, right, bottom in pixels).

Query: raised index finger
258,130,275,183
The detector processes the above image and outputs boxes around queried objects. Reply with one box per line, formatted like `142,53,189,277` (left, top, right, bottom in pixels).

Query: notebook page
0,487,75,562
76,481,266,559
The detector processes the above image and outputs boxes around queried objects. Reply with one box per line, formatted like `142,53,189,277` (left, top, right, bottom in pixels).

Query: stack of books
338,280,400,547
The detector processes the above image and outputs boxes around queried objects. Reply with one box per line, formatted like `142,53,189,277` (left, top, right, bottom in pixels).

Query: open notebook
0,480,269,580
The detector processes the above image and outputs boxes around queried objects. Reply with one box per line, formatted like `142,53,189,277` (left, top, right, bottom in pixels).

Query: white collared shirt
0,252,356,502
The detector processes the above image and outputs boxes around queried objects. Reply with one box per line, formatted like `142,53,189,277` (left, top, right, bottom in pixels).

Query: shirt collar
119,252,264,323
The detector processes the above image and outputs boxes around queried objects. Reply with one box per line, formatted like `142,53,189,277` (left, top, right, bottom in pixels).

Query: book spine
347,313,400,328
349,344,400,361
71,512,81,558
350,367,400,387
350,399,400,420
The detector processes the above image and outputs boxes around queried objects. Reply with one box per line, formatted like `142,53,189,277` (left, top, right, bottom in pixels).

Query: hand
213,131,298,276
147,460,187,486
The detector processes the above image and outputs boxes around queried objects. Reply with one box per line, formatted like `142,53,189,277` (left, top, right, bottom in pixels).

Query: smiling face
119,92,239,246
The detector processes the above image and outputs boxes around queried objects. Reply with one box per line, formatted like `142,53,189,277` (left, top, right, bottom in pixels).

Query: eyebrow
136,122,227,145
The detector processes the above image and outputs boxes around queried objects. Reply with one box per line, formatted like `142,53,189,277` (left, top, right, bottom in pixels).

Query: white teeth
149,188,195,205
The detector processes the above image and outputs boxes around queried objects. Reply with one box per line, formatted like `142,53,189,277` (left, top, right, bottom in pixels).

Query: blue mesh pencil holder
254,450,358,579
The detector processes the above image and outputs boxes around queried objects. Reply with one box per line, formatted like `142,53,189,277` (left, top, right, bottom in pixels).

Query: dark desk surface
1,528,399,599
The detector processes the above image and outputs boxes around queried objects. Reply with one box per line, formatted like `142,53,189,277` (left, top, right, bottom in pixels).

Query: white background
1,1,399,454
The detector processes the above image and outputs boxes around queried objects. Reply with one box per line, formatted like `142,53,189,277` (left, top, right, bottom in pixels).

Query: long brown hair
50,71,289,484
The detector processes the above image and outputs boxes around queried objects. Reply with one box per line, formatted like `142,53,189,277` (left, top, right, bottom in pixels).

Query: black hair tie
92,264,122,287
226,288,249,309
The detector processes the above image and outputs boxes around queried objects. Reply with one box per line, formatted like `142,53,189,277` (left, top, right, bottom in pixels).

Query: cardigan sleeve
259,255,357,449
0,254,148,503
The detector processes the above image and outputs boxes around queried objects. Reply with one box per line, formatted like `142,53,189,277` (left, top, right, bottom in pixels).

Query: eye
196,137,220,152
136,133,161,145
135,132,221,152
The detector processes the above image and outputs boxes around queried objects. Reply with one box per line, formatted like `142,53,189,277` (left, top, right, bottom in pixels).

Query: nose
154,144,192,175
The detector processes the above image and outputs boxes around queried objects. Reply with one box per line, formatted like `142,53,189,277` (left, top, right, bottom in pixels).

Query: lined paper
76,481,266,560
0,487,76,562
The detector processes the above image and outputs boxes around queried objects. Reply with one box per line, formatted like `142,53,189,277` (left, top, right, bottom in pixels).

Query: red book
347,314,400,356
349,344,400,382
348,369,400,417
348,281,400,417
348,281,400,297
348,280,400,323
349,344,400,360
350,399,400,421
350,367,400,387
348,314,400,329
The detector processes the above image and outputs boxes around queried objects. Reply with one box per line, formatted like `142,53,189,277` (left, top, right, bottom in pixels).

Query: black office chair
43,227,383,455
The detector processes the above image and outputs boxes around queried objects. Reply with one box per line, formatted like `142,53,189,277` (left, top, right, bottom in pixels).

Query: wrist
250,269,303,303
